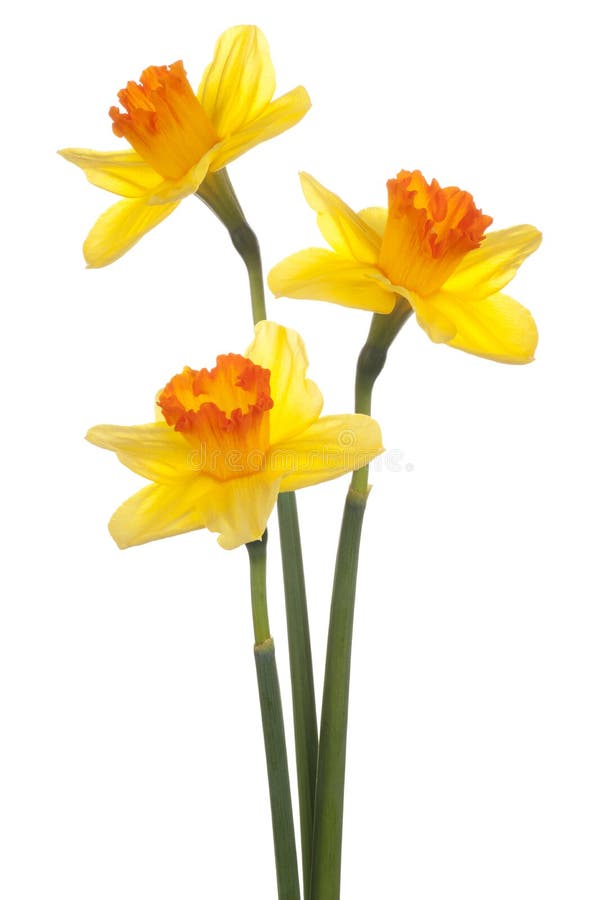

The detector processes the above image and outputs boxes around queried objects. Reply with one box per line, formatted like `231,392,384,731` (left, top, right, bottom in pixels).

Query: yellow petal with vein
246,321,323,445
198,474,281,549
268,248,397,314
271,415,383,492
86,423,194,484
108,478,215,549
407,291,457,343
443,225,542,301
58,148,163,198
300,173,381,263
422,291,538,363
83,197,180,267
108,472,280,550
145,151,217,204
198,25,275,136
358,206,387,238
208,87,311,171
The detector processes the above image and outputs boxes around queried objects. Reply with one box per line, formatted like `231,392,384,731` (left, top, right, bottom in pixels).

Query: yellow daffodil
87,322,383,550
59,26,310,267
269,171,542,364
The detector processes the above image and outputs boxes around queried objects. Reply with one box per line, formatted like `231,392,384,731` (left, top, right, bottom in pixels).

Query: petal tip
110,529,130,551
85,426,102,446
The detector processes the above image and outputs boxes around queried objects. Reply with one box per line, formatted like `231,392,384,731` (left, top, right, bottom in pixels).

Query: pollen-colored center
109,61,219,181
378,169,493,296
158,354,274,480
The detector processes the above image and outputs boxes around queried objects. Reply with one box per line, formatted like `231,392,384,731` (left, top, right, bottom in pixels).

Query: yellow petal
268,248,397,314
83,197,180,267
199,473,281,549
108,478,215,549
144,150,219,204
442,225,542,301
108,471,280,550
420,290,539,363
270,415,383,491
246,321,323,445
207,87,311,171
406,291,457,343
300,173,381,263
358,206,388,238
198,25,275,136
58,148,163,198
86,423,194,483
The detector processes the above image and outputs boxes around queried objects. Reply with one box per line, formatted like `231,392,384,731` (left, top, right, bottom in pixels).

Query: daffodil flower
59,26,310,268
87,322,383,550
269,171,542,364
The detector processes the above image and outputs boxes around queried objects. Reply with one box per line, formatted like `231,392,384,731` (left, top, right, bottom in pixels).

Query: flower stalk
211,174,319,894
311,298,412,900
247,534,301,900
309,484,367,900
352,299,413,490
196,169,267,324
278,490,319,898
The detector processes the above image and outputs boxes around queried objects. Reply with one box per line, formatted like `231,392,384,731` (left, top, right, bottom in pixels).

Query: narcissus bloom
269,171,541,364
59,25,310,267
87,323,382,550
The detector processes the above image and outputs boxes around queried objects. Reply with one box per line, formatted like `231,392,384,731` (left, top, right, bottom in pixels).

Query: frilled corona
158,355,274,480
379,170,493,295
109,62,219,181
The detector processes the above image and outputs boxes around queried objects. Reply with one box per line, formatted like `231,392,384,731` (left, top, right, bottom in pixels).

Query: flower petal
442,225,542,301
58,148,163,198
300,173,381,263
86,423,195,483
269,414,383,491
199,473,281,549
246,321,323,445
108,471,280,550
406,291,457,343
198,25,275,136
358,206,387,238
83,197,180,267
420,290,539,363
107,478,215,549
268,248,397,314
145,152,217,204
208,87,311,171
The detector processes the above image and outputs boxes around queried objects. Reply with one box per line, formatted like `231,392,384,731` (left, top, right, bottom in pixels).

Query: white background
1,0,599,898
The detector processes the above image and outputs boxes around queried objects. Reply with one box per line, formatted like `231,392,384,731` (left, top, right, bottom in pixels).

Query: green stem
231,221,267,325
311,299,413,900
199,168,318,896
278,491,319,899
309,486,367,900
196,168,266,324
247,535,301,900
248,531,271,645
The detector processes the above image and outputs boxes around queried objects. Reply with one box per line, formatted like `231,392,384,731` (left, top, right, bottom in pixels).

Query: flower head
268,171,541,364
87,323,383,550
59,26,311,267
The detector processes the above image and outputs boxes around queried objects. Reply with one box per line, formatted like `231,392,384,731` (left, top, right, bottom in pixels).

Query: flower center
158,354,274,480
109,61,219,181
378,170,493,296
